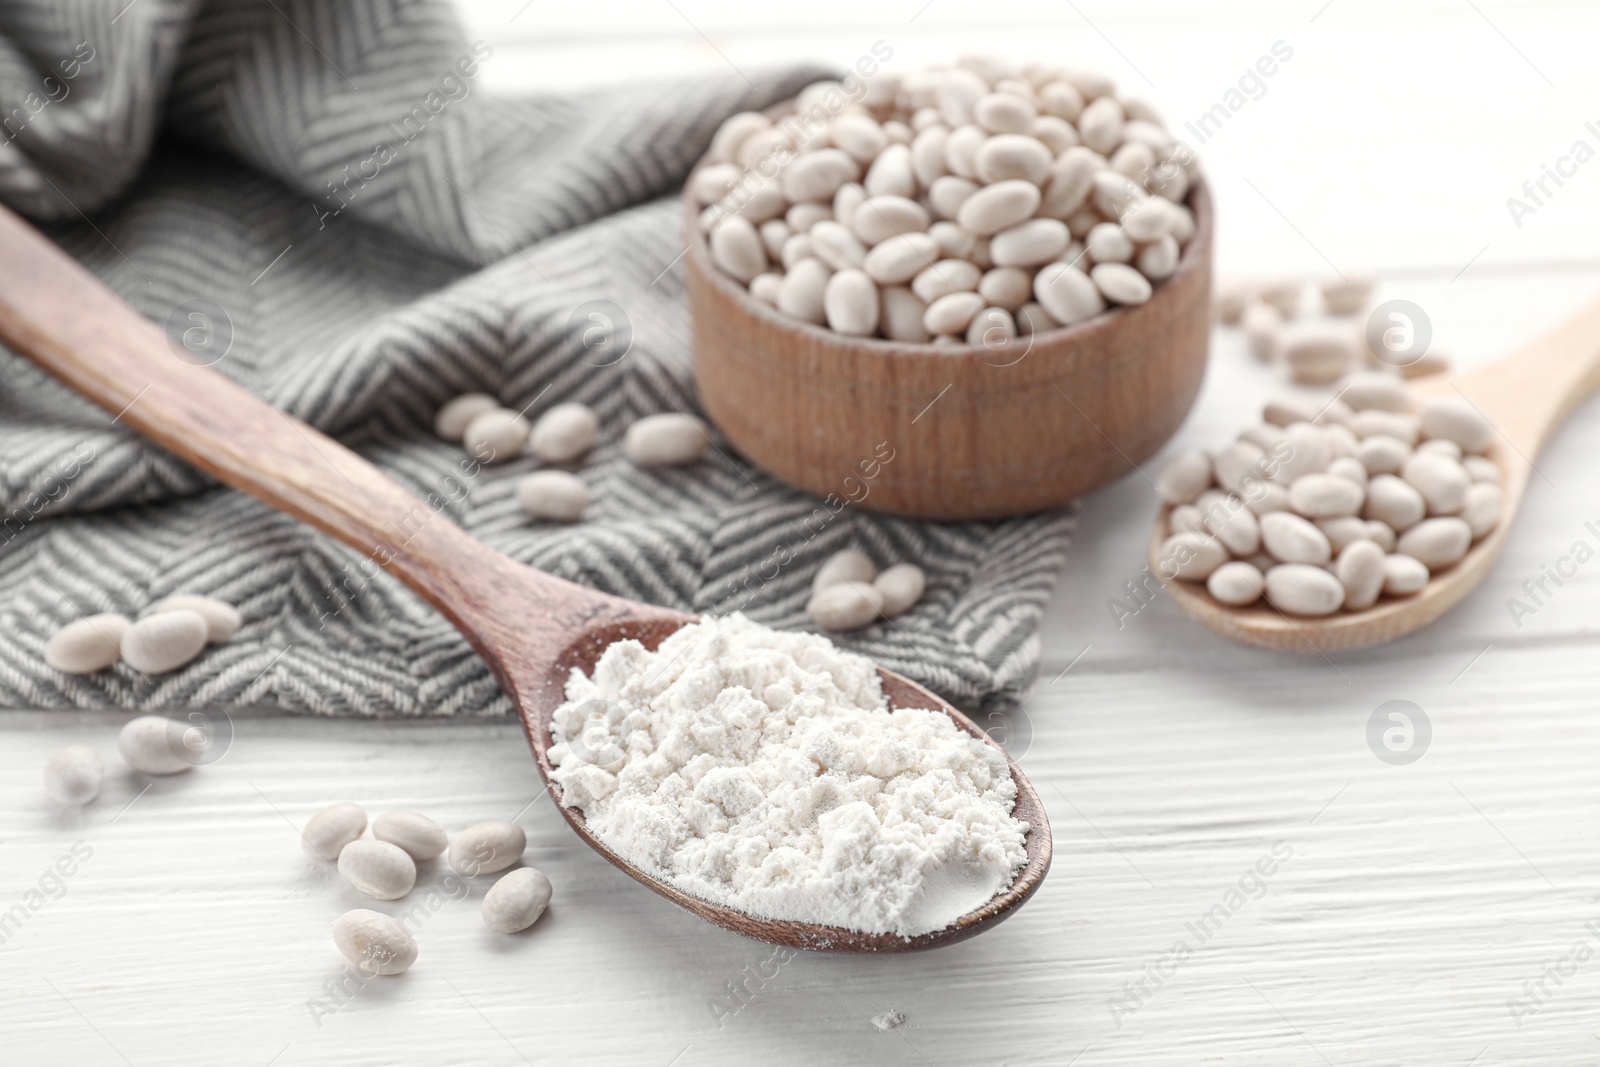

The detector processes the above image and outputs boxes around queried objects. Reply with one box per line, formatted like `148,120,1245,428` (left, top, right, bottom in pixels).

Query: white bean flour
547,614,1029,937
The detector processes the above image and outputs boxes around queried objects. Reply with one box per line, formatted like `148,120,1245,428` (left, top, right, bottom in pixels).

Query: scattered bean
44,614,129,674
434,394,499,441
332,909,417,976
483,867,554,933
44,746,103,805
372,811,449,861
304,802,368,862
813,548,876,594
119,610,208,675
807,580,885,632
624,414,710,467
449,822,527,876
515,471,588,523
338,840,418,901
1206,561,1265,606
1265,564,1345,616
463,409,532,464
117,715,193,776
875,564,927,619
529,403,599,464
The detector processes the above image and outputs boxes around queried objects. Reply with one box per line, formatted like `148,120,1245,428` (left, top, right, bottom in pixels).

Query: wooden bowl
684,182,1214,520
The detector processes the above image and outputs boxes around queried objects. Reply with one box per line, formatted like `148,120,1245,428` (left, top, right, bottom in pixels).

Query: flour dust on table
547,615,1028,937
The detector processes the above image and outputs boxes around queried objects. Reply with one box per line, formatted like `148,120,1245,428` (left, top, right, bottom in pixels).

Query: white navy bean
338,840,417,901
1257,279,1301,317
780,234,814,270
1156,533,1228,581
1383,554,1430,596
1246,482,1292,516
1015,301,1059,335
911,127,949,187
807,580,884,632
120,610,207,675
824,269,881,334
483,867,554,933
1276,423,1332,484
809,221,867,271
991,219,1069,268
928,176,979,221
1157,450,1210,505
1317,516,1370,554
1077,95,1124,153
830,113,888,163
758,220,791,261
1202,496,1261,557
1085,223,1133,264
977,267,1033,310
44,746,103,806
1418,396,1494,453
1340,371,1409,412
44,613,129,674
624,414,710,467
332,909,417,976
929,221,977,259
709,216,766,284
1207,561,1265,606
957,180,1041,236
1349,410,1419,445
812,548,876,595
911,259,982,303
974,92,1037,134
1033,263,1105,325
434,393,499,441
1091,263,1153,306
463,409,532,464
974,134,1052,185
864,144,916,199
1170,505,1207,536
1260,512,1332,566
1321,276,1374,315
303,802,368,862
1365,521,1397,551
450,822,527,876
689,163,740,207
149,595,240,644
778,258,830,323
1363,474,1425,532
1289,474,1364,519
117,715,193,776
373,811,449,861
527,403,598,465
1039,80,1086,121
1417,438,1462,460
1462,483,1504,540
1213,440,1268,497
1265,564,1344,617
1336,540,1387,610
833,182,867,225
1356,435,1411,476
1263,397,1318,428
863,233,940,285
851,196,930,246
1396,517,1472,569
923,291,986,335
1282,323,1357,385
967,307,1017,348
881,286,931,343
783,149,860,203
1327,457,1368,486
1136,236,1180,282
1040,147,1100,219
749,273,781,304
709,112,769,164
944,123,988,179
875,563,927,619
515,471,588,523
1242,303,1282,361
1401,451,1470,516
1032,115,1079,154
785,202,831,233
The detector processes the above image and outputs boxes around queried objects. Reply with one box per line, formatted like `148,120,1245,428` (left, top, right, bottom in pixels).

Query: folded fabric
0,0,1072,717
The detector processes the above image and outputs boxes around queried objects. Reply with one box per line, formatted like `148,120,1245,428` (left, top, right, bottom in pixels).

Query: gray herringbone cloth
0,0,1072,717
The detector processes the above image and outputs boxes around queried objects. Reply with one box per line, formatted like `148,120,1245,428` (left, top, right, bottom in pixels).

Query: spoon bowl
1153,295,1600,651
0,204,1050,950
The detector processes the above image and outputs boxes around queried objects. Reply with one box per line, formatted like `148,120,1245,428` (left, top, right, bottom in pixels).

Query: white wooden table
8,3,1600,1063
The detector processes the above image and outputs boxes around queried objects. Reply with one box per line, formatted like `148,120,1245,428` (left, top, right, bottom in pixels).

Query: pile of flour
547,615,1029,937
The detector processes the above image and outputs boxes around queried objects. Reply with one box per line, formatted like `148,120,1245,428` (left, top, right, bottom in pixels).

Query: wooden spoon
0,204,1050,951
1152,295,1600,652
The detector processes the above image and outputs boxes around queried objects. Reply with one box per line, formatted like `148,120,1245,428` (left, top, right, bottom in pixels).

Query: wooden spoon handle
0,203,513,632
1450,294,1600,457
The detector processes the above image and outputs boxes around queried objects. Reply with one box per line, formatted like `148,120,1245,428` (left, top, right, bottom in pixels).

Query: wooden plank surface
8,2,1600,1064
